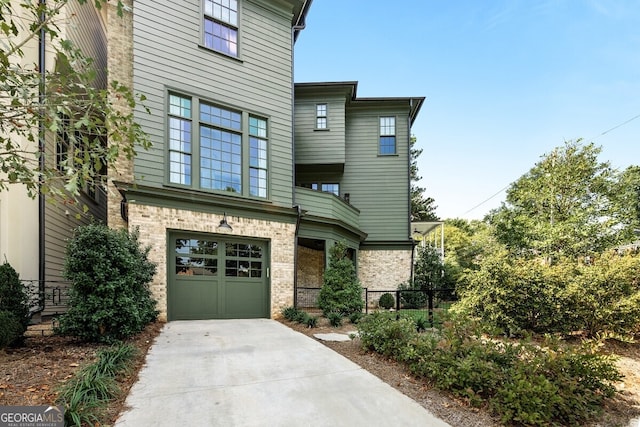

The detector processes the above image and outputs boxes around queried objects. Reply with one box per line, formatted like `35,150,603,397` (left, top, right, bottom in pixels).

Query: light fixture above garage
218,212,233,231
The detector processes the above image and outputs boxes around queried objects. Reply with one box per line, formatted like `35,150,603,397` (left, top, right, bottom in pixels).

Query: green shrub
358,314,621,425
348,311,363,324
327,312,343,327
454,251,640,337
415,316,429,332
294,310,310,324
0,262,29,345
358,312,417,359
317,241,364,316
55,224,158,343
305,315,318,328
0,310,24,348
378,292,395,310
281,306,301,321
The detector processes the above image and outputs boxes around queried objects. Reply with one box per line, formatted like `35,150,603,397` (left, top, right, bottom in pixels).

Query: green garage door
168,234,269,320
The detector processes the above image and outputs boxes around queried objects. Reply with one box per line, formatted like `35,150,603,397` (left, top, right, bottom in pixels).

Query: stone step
25,321,55,337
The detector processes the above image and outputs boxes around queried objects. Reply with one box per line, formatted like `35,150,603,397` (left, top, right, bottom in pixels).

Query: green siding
43,2,108,316
132,0,295,207
294,94,346,164
343,104,412,242
294,187,360,232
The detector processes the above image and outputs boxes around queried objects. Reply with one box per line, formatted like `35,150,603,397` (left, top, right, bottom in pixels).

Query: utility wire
459,112,640,217
588,112,640,141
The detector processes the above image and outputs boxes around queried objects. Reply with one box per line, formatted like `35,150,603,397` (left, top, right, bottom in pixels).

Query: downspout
38,0,47,310
291,1,309,308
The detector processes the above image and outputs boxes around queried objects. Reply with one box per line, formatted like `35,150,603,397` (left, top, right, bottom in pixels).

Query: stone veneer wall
357,248,412,291
296,245,324,288
127,203,296,321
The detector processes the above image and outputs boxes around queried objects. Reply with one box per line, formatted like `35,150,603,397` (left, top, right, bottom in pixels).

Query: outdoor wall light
218,212,233,231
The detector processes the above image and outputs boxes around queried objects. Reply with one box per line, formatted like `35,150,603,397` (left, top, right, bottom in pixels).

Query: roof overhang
294,81,425,126
411,221,444,236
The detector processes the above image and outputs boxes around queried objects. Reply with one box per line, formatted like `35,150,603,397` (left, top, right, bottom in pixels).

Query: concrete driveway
115,319,449,427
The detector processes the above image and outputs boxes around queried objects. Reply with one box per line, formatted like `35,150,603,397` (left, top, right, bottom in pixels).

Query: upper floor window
168,92,268,199
249,116,268,197
379,116,396,155
168,94,193,185
316,103,327,129
204,0,238,57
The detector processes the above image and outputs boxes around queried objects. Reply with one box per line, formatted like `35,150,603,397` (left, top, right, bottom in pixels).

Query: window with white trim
379,116,396,155
167,92,268,198
316,103,327,129
203,0,238,57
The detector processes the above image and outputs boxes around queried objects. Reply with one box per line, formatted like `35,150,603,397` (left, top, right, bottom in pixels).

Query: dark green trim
300,214,367,241
115,181,298,224
359,240,414,250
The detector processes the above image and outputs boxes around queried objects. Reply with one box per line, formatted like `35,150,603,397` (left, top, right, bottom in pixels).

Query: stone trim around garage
126,203,296,321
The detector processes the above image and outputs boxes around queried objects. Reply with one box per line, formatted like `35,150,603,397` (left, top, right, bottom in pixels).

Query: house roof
292,0,313,41
295,81,425,126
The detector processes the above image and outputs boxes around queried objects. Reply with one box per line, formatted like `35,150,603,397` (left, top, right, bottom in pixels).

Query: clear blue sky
294,0,640,220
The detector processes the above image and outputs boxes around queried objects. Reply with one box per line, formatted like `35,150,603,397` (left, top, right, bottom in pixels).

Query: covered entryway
168,233,269,320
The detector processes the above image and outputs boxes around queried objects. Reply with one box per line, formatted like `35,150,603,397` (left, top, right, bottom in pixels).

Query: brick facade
127,203,296,321
296,245,324,288
106,0,134,230
358,248,412,291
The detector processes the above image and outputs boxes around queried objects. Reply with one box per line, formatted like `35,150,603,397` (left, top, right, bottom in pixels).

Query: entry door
169,234,269,320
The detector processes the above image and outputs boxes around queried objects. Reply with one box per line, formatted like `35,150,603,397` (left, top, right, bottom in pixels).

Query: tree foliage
455,250,640,337
489,140,634,259
410,136,439,221
0,0,149,200
317,241,363,316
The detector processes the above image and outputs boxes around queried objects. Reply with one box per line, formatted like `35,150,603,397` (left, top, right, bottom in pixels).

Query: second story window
316,103,327,129
204,0,238,57
168,94,193,185
200,103,242,193
379,116,396,155
249,116,268,197
167,92,269,199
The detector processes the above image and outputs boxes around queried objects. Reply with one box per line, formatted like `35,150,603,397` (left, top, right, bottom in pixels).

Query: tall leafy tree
489,139,633,259
0,0,149,200
410,136,439,221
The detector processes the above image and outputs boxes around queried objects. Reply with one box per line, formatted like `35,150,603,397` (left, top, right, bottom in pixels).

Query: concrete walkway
115,319,449,427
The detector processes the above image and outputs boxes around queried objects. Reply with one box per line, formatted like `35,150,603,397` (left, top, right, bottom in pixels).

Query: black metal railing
295,285,456,327
21,280,71,317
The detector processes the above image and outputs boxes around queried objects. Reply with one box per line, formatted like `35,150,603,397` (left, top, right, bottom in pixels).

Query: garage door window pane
175,239,218,275
176,257,217,276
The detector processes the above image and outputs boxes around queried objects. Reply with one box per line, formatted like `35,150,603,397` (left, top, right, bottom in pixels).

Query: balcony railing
294,187,360,231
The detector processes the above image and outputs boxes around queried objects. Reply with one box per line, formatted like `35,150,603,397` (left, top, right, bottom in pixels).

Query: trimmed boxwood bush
55,224,158,343
0,262,29,346
378,292,395,310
